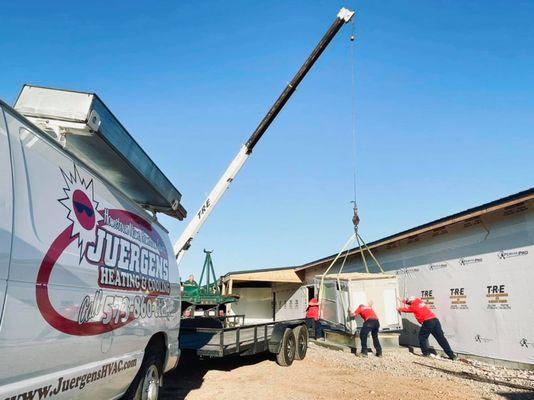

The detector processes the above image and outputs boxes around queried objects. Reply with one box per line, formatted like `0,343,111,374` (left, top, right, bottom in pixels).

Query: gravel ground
308,343,534,399
162,344,534,400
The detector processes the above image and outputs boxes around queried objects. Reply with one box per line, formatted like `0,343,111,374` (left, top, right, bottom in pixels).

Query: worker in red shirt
397,296,456,360
352,303,382,357
306,298,323,338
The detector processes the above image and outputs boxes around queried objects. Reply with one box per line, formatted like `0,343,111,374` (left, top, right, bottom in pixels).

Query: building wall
229,283,308,323
230,287,273,324
273,283,308,321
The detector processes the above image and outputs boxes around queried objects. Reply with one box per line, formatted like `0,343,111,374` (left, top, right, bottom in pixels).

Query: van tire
276,328,296,367
122,349,163,400
293,325,308,360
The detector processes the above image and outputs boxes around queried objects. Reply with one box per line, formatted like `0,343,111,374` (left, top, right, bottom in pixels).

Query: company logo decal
428,262,447,271
498,250,528,260
449,288,468,310
458,257,482,266
420,290,435,309
432,227,448,237
503,202,528,216
474,334,493,344
519,338,534,348
486,284,510,310
36,165,173,336
463,217,482,228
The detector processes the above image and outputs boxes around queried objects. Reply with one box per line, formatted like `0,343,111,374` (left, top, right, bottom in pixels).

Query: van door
0,106,13,319
0,110,124,398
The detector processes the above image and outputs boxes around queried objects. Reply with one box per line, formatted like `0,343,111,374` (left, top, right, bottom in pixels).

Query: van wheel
293,325,308,360
276,328,296,367
122,351,162,400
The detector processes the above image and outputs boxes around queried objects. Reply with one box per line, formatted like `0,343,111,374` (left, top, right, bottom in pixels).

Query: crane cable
348,17,384,275
317,15,385,330
350,18,357,210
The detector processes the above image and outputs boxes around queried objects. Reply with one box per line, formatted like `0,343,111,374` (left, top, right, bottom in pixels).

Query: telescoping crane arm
174,7,355,264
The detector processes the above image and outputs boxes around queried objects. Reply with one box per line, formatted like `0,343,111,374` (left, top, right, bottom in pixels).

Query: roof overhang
222,268,303,284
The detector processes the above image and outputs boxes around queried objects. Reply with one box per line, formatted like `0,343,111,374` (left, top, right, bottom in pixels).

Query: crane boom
174,7,355,263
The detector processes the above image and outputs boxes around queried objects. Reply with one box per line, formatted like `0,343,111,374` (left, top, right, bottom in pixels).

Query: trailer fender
268,320,305,354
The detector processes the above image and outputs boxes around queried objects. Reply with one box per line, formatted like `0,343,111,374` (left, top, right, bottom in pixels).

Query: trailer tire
276,328,296,367
293,325,308,361
122,348,163,400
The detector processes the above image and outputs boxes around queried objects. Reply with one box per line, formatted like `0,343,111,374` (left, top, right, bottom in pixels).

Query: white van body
0,98,182,399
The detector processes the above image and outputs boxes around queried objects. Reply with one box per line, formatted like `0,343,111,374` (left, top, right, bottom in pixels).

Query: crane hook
351,201,360,233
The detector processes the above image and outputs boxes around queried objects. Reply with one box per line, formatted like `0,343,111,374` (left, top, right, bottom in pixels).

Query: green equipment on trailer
181,250,238,313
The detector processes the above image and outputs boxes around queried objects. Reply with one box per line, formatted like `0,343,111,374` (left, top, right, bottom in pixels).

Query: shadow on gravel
496,392,534,400
413,362,534,393
160,352,274,400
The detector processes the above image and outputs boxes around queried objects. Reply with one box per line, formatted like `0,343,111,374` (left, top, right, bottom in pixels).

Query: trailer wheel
122,350,163,400
293,325,308,360
276,328,296,367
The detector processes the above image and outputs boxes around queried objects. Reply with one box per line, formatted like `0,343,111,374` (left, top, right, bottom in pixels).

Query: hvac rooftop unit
316,272,403,333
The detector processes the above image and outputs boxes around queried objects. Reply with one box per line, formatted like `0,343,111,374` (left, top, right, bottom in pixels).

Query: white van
0,86,187,399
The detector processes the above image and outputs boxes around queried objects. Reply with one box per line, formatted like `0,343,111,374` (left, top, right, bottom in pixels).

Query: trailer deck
179,316,308,361
180,321,275,357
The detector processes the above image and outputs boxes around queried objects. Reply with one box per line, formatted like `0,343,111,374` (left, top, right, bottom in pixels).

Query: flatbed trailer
179,316,310,366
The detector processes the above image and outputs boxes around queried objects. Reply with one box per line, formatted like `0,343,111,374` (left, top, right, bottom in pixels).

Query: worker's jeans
360,319,382,356
306,318,324,339
419,318,454,358
315,321,324,339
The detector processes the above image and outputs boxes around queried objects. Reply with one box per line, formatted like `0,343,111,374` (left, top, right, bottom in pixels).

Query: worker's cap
308,298,319,306
406,296,416,303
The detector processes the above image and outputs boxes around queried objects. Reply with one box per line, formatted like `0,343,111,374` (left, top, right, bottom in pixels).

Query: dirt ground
161,343,534,400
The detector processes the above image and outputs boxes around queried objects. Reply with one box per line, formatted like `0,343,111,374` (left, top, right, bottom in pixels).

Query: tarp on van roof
14,85,186,220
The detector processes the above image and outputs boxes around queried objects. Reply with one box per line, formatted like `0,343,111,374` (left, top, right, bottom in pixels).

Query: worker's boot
357,350,369,358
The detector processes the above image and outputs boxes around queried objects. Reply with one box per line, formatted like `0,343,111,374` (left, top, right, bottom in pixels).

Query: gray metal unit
14,85,186,220
316,273,403,333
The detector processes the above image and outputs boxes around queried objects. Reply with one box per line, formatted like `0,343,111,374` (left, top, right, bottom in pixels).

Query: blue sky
1,1,533,278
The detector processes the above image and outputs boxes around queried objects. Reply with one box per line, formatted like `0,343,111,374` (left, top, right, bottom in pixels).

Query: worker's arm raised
353,305,363,318
397,305,413,313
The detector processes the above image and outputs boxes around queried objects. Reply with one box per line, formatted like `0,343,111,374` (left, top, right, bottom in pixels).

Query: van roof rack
14,84,187,220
